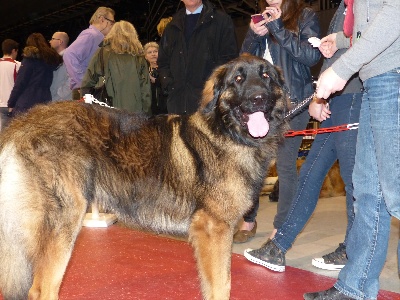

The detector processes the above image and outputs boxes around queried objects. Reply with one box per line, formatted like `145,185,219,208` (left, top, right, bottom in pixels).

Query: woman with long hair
8,33,62,116
234,0,321,250
81,20,151,113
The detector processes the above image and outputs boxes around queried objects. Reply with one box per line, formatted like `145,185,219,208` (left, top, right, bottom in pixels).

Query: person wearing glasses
49,32,72,101
63,7,115,100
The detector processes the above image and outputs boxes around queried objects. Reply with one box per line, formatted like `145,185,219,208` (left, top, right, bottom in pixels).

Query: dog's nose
252,95,265,107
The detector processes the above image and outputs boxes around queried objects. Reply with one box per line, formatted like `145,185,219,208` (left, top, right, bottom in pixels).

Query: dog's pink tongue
247,112,269,138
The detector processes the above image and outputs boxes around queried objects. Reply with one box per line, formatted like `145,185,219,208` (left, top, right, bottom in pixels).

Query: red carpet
1,225,399,299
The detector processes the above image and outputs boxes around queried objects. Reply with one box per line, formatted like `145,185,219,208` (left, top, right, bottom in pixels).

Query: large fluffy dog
0,55,289,300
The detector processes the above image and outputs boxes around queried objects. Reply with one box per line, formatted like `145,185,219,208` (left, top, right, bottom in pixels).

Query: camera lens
150,69,159,78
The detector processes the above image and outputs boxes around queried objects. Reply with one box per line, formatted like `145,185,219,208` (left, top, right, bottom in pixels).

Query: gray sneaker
243,239,285,272
312,243,347,271
303,286,355,299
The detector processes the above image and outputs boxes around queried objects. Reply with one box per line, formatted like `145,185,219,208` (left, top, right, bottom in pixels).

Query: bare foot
269,228,277,239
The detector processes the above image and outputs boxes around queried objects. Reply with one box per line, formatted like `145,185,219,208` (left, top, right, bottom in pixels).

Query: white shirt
0,57,21,107
263,40,274,65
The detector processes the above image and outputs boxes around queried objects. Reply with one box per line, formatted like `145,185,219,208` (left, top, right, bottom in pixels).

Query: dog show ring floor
0,196,399,299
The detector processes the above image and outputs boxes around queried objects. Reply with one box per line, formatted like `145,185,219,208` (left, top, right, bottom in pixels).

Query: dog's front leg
189,209,233,300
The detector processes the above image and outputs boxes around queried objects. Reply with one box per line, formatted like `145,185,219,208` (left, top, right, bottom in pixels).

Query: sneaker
303,286,355,299
312,243,347,270
243,239,285,272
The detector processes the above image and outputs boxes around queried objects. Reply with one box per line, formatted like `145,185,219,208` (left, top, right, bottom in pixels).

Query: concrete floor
232,195,400,294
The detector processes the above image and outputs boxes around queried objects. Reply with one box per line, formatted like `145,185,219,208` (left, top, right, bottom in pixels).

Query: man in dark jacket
157,0,238,115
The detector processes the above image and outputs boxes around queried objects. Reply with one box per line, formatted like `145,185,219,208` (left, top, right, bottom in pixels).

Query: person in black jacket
233,0,321,244
157,0,238,115
144,42,168,115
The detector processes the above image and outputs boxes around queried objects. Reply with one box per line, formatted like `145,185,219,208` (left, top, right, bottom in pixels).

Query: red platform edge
1,225,399,299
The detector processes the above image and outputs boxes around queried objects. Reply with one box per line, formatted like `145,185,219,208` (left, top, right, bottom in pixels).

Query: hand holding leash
308,98,331,122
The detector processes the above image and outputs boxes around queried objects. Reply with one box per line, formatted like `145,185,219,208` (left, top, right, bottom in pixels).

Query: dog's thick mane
198,55,288,148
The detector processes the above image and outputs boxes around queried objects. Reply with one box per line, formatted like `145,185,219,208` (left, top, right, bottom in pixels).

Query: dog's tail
0,145,33,299
0,239,32,299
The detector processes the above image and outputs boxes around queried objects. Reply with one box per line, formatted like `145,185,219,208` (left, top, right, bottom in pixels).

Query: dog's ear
199,65,227,113
268,65,287,92
269,64,289,94
268,64,291,115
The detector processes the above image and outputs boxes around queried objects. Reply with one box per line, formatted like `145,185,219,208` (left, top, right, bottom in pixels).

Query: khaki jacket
81,44,151,114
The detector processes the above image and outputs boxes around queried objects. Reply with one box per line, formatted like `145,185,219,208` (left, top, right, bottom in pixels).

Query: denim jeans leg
330,93,362,245
274,109,309,229
274,118,337,251
335,69,400,299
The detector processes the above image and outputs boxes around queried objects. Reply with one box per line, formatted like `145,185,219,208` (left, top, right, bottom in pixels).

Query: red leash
285,123,359,137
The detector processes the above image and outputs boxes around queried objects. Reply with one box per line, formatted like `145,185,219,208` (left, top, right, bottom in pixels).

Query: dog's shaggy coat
0,55,289,300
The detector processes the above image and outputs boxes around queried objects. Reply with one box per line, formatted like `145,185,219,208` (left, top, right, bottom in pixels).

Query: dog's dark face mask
200,54,288,146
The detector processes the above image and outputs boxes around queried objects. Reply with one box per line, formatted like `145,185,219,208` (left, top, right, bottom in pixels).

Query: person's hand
316,67,347,99
263,6,282,22
149,74,156,84
319,33,338,58
308,98,331,122
250,19,269,36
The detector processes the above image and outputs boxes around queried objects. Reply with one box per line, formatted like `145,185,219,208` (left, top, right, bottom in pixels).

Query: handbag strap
99,46,105,76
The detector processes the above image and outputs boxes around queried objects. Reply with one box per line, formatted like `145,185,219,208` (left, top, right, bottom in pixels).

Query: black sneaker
312,243,347,271
303,286,355,299
243,239,285,272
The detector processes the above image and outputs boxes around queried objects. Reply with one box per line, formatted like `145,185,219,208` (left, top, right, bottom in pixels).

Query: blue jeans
334,68,400,300
273,92,362,251
243,108,309,227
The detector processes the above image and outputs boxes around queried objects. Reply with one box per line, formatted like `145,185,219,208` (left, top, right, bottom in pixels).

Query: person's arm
266,8,321,67
157,27,173,94
317,0,400,99
64,31,100,89
7,58,33,108
80,48,102,97
333,0,400,81
57,70,72,100
239,26,265,55
216,14,238,64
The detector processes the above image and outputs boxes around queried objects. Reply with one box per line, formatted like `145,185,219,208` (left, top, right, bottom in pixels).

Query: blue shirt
63,25,104,89
186,4,203,15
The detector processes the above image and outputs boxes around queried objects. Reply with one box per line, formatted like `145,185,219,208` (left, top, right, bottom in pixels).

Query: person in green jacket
81,20,151,114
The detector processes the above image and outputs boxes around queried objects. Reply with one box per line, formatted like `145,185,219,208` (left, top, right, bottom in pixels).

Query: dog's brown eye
235,75,243,83
262,72,269,78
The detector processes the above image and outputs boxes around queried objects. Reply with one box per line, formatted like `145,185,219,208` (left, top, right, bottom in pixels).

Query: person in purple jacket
63,7,115,100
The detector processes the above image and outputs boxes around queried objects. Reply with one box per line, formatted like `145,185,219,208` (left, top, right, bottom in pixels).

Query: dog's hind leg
27,191,88,300
189,209,234,300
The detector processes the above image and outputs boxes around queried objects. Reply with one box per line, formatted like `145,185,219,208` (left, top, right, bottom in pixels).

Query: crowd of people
0,0,398,299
